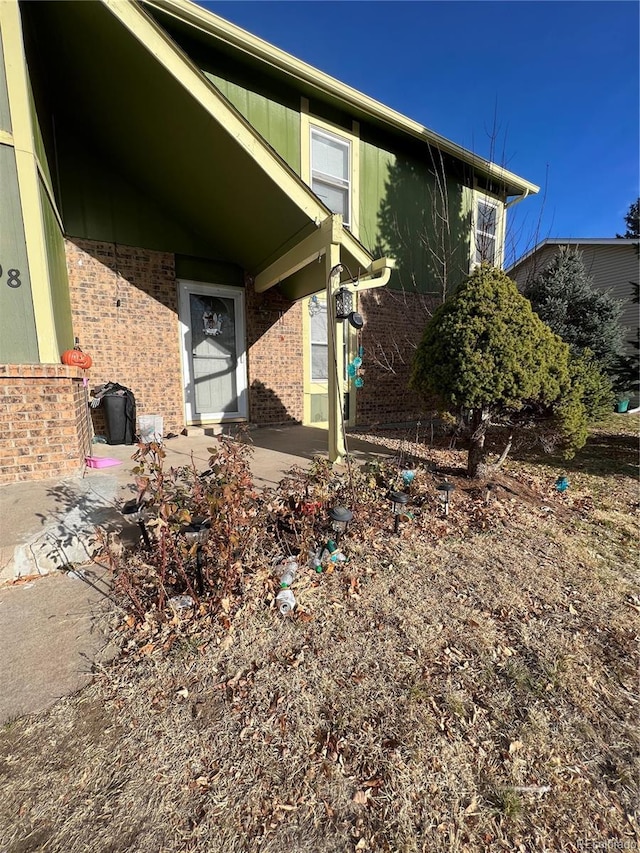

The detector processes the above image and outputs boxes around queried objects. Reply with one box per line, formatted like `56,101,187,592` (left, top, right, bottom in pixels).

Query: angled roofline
102,0,376,276
143,0,540,199
507,237,639,272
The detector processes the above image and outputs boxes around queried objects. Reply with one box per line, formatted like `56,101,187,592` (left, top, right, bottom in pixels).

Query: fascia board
103,0,332,228
255,215,377,293
144,0,539,198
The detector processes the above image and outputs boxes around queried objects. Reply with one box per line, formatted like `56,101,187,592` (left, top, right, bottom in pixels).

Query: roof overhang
144,0,539,200
22,0,388,299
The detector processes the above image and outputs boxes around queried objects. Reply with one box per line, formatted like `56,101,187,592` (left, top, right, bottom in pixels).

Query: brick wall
245,279,303,424
357,288,438,425
66,239,184,436
0,364,86,484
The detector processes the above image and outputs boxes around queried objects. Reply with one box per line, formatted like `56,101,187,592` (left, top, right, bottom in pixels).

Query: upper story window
311,127,351,227
475,198,499,265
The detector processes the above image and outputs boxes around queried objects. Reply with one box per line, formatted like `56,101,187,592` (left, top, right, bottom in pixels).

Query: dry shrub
1,417,638,852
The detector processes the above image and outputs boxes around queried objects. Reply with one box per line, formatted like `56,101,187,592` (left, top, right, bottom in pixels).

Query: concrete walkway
0,425,391,723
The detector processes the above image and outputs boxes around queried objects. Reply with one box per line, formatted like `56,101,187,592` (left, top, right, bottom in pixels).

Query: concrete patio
0,424,393,723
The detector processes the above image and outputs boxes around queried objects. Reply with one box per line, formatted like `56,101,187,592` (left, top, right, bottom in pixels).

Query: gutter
144,0,539,198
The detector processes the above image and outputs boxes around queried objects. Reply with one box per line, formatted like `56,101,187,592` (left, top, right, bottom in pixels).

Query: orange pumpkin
61,347,92,370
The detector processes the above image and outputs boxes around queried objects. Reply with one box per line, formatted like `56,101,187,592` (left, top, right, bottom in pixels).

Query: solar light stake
436,481,455,516
389,490,410,534
121,499,152,549
328,506,353,543
180,517,211,594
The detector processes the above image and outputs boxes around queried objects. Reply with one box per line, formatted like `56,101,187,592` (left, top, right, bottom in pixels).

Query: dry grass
1,415,638,853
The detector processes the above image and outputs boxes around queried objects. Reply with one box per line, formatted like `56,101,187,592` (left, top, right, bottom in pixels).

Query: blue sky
200,1,639,263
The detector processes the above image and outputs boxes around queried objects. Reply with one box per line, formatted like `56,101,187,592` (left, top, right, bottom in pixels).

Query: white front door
178,281,247,423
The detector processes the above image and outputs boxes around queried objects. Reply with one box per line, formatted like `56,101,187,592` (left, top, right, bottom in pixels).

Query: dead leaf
296,610,314,623
175,687,189,699
138,642,155,656
464,796,479,815
352,790,369,805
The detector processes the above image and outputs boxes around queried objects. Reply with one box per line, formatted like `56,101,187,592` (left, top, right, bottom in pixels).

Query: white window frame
473,195,500,266
300,99,360,238
310,126,351,227
309,296,328,382
473,196,501,267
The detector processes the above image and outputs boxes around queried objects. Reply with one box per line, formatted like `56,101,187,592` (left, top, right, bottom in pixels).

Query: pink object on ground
85,457,122,469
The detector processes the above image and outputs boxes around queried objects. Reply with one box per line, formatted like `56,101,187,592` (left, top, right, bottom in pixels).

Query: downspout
505,188,530,210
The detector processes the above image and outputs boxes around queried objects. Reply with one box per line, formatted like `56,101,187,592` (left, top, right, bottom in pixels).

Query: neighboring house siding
510,242,639,363
578,245,638,354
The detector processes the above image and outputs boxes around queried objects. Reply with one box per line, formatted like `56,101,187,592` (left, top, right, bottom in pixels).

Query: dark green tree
523,247,624,379
614,281,639,399
410,265,609,478
617,198,640,239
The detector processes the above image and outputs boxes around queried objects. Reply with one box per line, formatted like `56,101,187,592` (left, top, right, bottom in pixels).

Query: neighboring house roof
507,237,639,273
144,0,539,200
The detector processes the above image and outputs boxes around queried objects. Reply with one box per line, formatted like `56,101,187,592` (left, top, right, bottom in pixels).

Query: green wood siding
40,179,73,354
56,125,225,259
0,144,37,363
27,72,53,194
205,73,300,173
175,256,243,286
359,134,472,294
0,31,11,133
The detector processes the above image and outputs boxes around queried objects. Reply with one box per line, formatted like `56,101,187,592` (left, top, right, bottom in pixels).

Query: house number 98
0,265,22,288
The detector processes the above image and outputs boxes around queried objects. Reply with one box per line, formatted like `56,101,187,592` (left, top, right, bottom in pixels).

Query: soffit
20,0,337,274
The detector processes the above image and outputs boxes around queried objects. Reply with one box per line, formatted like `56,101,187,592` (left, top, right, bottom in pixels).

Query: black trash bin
99,386,136,445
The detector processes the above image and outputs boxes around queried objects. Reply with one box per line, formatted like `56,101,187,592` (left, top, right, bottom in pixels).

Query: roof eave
142,0,539,198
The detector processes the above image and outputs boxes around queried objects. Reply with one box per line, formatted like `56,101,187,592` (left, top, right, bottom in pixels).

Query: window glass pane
189,294,238,414
310,393,328,423
311,344,328,381
477,201,497,233
312,132,349,181
310,302,327,342
312,179,348,220
475,235,496,265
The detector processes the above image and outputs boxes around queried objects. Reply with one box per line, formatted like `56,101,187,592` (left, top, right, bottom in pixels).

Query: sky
200,1,639,264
